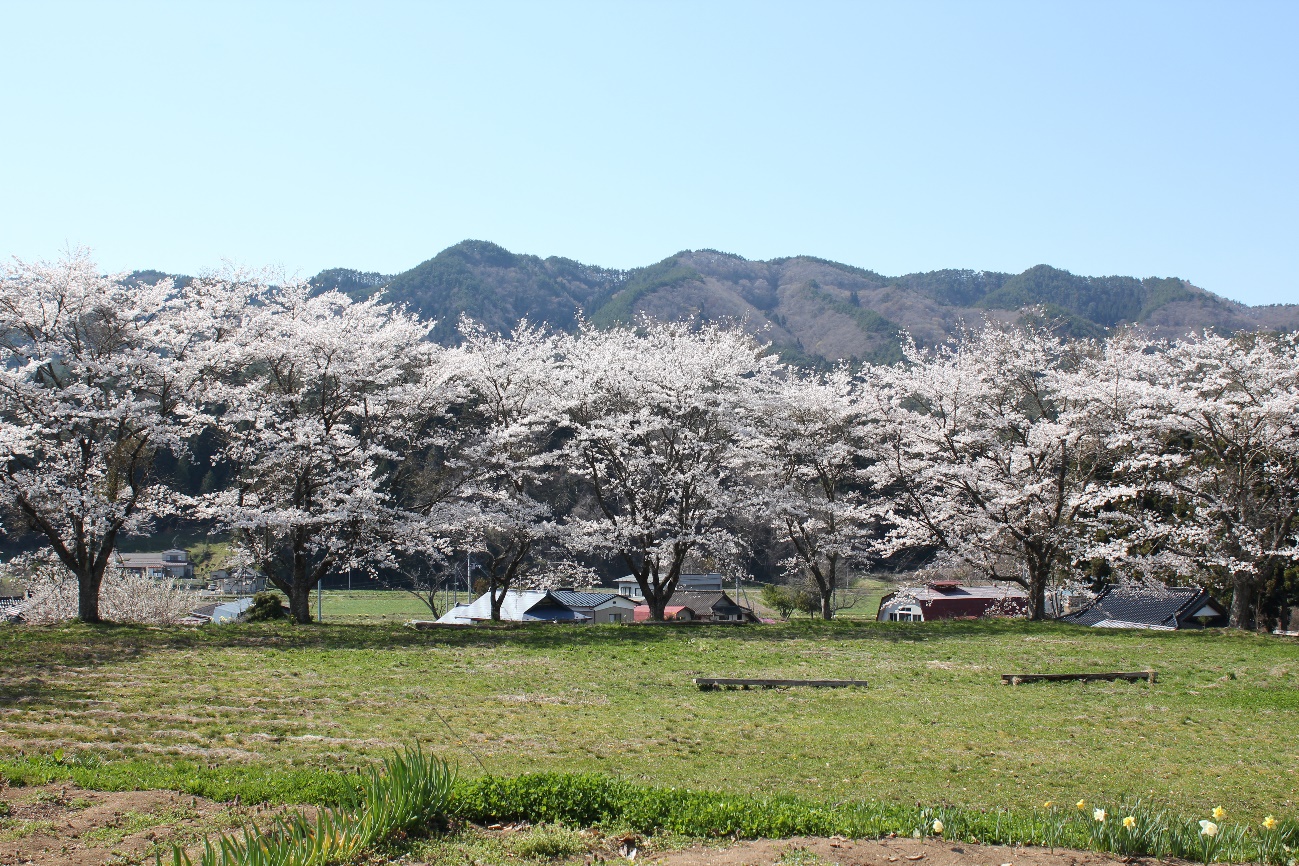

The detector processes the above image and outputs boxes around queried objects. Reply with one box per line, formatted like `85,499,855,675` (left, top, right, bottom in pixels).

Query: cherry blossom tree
1113,332,1299,628
200,279,444,623
557,320,776,620
0,252,214,622
750,366,891,618
877,325,1122,619
450,320,569,620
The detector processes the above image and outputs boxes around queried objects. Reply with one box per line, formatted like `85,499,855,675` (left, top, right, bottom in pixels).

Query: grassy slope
0,620,1295,819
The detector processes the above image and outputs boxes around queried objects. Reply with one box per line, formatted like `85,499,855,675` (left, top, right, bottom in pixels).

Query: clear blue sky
2,1,1296,304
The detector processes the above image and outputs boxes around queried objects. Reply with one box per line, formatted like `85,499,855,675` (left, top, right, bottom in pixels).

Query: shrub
245,592,287,622
760,585,797,619
758,585,820,619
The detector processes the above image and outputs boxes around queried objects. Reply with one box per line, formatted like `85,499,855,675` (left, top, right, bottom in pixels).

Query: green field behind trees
1,620,1294,820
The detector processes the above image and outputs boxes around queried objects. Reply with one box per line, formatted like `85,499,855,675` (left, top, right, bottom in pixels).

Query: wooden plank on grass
1001,671,1156,685
694,677,869,690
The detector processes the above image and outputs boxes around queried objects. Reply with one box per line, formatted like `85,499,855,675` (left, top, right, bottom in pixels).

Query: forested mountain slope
309,240,1297,364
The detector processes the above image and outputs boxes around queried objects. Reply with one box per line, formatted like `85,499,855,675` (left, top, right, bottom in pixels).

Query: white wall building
612,573,725,601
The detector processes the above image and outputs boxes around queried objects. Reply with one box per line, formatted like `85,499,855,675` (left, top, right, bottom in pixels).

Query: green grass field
313,578,889,625
0,617,1295,823
316,589,443,623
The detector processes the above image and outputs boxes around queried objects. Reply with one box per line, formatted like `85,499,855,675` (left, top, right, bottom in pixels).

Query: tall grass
164,746,454,866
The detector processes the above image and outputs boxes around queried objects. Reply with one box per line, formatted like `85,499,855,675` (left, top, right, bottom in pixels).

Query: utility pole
317,578,323,623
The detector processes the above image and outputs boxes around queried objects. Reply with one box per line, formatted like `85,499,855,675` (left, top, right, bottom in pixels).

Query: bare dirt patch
0,792,1189,866
600,836,1143,866
0,783,232,866
404,826,1158,866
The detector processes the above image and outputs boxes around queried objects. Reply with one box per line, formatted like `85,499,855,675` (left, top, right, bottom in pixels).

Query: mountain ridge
292,240,1299,364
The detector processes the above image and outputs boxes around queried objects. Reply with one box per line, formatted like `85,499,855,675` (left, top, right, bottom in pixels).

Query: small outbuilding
435,589,593,626
877,580,1028,622
632,590,755,623
190,597,254,624
550,590,638,624
1059,585,1227,630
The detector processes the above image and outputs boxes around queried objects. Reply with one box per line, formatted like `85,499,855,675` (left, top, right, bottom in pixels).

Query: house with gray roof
550,590,638,623
1060,585,1227,630
116,549,194,581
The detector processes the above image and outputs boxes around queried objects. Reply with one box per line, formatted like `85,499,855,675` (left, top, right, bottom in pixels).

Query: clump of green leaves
165,745,454,866
759,584,817,619
245,592,287,622
452,774,1299,864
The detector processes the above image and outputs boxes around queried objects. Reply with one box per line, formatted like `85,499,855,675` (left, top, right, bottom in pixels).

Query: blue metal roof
550,590,618,608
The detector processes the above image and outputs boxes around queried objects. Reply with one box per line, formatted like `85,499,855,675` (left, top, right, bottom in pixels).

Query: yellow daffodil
932,820,944,835
1094,808,1106,823
1212,806,1227,820
1123,816,1136,830
1076,799,1087,810
1043,801,1055,809
1263,816,1278,831
1200,820,1219,838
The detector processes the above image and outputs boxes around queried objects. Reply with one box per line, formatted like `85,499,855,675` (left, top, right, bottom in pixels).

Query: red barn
877,580,1028,621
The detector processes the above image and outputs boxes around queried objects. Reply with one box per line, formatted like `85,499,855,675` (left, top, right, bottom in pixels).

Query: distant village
1,544,1243,632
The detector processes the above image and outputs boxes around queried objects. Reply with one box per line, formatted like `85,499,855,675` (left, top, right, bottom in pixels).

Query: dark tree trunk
1025,558,1048,621
288,582,314,624
77,569,104,623
490,580,504,621
815,555,838,620
628,545,686,622
1229,571,1254,630
640,564,678,622
646,593,668,621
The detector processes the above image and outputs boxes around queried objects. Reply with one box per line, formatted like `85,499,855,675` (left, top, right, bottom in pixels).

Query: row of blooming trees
2,253,1296,627
874,328,1299,627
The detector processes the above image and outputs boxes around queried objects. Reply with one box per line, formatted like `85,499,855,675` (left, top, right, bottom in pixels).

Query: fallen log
694,677,869,690
1002,670,1156,685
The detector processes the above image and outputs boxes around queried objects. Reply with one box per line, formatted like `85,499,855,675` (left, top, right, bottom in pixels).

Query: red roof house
633,604,692,622
631,590,755,623
877,580,1028,621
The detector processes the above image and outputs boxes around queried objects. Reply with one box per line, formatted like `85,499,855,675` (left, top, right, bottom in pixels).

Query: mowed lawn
1,618,1296,818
